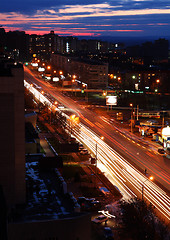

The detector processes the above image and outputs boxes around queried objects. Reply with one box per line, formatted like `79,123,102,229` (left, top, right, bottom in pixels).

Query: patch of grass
62,163,86,180
90,165,122,199
47,137,61,153
80,186,105,198
40,146,46,154
61,154,75,162
37,121,49,132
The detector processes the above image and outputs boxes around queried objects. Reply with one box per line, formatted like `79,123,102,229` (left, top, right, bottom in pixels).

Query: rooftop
9,155,84,223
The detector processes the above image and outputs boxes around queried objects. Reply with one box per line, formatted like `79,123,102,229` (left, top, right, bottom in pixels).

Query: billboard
106,96,117,106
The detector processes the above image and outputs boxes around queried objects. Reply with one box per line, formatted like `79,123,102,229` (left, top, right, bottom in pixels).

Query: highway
24,66,170,221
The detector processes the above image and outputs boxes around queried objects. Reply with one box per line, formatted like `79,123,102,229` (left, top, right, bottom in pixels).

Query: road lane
24,68,170,221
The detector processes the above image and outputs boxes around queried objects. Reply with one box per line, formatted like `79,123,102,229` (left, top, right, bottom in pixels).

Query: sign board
63,81,72,86
53,77,59,82
38,67,45,72
31,63,38,67
106,96,117,106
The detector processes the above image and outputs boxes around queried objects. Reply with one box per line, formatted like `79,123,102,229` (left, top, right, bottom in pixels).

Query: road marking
96,122,104,128
83,118,94,127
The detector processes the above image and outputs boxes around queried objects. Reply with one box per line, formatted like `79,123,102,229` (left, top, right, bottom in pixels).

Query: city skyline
1,0,170,38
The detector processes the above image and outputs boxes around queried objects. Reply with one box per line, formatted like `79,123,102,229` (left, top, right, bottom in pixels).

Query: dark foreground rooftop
9,155,84,223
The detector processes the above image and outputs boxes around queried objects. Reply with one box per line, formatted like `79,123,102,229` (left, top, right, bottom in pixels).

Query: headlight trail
74,123,170,221
25,80,170,221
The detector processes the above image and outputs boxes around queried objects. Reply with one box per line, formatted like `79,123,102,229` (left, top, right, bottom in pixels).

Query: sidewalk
39,133,55,157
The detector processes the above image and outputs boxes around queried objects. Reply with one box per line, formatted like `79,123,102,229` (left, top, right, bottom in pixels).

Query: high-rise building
0,57,26,208
6,31,30,61
51,53,108,88
0,27,6,53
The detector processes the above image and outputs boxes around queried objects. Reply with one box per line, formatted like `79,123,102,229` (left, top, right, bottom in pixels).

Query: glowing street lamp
130,103,133,133
72,79,76,95
69,114,80,136
142,176,154,200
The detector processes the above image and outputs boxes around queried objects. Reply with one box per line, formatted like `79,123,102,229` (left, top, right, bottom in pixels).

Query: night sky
1,0,170,37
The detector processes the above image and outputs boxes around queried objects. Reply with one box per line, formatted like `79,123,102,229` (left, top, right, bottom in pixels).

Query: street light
142,176,154,201
155,79,160,92
95,136,104,187
69,114,80,137
95,136,104,165
72,79,75,95
82,83,88,102
130,103,133,133
38,91,44,113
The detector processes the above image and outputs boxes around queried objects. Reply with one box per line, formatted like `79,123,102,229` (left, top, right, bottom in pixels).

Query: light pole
38,90,44,112
95,136,104,187
72,79,75,95
141,176,153,201
82,83,88,102
69,114,80,138
137,105,139,121
130,103,133,133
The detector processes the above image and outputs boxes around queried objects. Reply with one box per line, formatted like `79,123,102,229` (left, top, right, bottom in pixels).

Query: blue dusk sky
1,0,170,38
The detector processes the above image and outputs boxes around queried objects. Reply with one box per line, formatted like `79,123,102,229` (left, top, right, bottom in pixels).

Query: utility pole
94,136,104,188
137,105,139,121
162,111,165,128
130,103,133,133
142,176,153,201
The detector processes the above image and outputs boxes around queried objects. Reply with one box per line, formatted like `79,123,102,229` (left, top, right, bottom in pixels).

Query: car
103,227,114,239
92,215,109,224
158,148,165,154
79,146,85,151
77,197,87,205
80,149,89,155
88,200,101,210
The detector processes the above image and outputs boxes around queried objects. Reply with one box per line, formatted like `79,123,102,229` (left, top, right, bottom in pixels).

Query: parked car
78,197,101,211
88,200,101,210
79,146,85,151
92,215,108,224
80,149,89,155
103,227,114,239
158,148,165,154
77,197,87,205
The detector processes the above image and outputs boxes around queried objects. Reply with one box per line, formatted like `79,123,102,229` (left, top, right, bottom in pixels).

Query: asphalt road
24,67,170,221
24,67,170,192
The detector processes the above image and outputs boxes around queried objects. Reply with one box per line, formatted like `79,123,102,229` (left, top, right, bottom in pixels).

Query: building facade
51,53,108,89
0,58,26,207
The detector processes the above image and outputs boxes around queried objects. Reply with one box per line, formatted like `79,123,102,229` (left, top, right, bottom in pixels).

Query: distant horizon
2,26,170,47
1,0,170,40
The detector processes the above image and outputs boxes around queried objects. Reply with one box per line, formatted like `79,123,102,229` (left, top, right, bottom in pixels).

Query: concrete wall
8,213,91,240
0,65,26,207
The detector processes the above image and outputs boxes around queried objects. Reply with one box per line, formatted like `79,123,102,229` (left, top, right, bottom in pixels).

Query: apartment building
51,53,108,89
